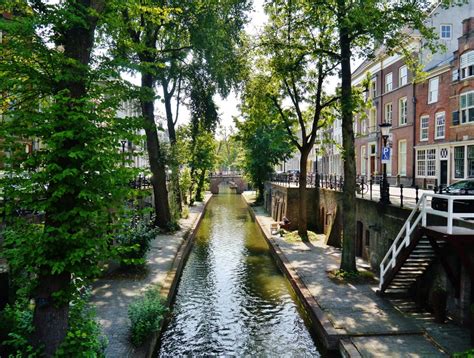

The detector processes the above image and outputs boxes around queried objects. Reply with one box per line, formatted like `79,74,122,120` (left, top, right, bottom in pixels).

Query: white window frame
417,149,426,177
454,146,465,179
440,24,452,40
398,140,407,176
399,65,408,86
428,76,439,104
460,51,474,80
420,115,429,141
460,91,474,124
385,73,393,92
385,102,393,124
399,97,408,125
435,112,445,139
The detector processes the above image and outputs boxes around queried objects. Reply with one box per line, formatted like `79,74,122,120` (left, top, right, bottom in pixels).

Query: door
370,156,376,176
440,160,448,187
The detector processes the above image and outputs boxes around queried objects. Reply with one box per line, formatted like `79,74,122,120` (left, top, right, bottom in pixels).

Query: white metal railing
379,193,474,290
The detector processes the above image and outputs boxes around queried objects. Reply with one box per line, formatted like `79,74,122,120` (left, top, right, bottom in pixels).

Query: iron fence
271,173,425,209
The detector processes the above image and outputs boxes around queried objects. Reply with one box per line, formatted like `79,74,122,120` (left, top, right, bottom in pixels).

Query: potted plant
432,285,447,324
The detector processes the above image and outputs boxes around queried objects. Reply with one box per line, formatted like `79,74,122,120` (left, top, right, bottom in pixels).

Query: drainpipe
411,81,417,187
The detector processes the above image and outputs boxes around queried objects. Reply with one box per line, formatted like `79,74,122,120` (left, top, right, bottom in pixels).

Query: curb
143,195,212,358
242,195,344,352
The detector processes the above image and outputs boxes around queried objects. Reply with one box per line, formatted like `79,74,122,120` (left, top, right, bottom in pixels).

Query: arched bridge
209,173,248,194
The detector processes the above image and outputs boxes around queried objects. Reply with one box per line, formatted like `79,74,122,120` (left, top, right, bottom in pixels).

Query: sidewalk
243,192,471,357
91,195,210,358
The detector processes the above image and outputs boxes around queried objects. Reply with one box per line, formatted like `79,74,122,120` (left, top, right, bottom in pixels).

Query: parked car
431,179,474,213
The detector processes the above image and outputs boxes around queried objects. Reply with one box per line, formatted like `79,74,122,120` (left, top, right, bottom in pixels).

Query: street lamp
379,122,391,205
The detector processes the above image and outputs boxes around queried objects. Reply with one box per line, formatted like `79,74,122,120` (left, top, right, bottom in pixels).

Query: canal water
158,194,320,357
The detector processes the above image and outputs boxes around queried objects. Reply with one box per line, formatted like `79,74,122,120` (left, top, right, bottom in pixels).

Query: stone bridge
209,174,248,194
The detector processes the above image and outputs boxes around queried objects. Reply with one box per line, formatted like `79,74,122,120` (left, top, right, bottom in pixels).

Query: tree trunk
195,169,206,202
162,85,183,214
32,273,71,356
141,73,172,230
338,2,357,272
298,148,310,240
257,181,265,204
32,1,105,353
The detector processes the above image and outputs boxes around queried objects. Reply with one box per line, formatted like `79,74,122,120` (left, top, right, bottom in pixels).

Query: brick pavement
243,192,471,357
90,196,210,358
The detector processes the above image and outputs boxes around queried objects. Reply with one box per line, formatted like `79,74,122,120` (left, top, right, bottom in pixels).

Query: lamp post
379,122,391,205
120,140,127,166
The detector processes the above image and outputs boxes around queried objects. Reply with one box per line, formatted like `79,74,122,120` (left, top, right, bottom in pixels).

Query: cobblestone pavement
90,196,210,358
243,192,471,357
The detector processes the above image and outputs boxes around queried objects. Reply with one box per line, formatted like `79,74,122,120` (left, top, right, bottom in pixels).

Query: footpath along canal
157,194,322,356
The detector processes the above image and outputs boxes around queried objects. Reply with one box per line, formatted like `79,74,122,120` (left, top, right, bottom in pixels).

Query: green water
158,194,320,357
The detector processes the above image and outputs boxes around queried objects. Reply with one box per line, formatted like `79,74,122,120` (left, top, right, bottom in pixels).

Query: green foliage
0,301,38,357
55,297,107,357
236,74,293,201
454,349,474,358
115,219,159,268
128,286,167,347
177,123,217,202
215,126,242,173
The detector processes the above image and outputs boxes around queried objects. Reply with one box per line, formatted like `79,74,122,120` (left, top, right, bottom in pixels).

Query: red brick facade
414,17,474,187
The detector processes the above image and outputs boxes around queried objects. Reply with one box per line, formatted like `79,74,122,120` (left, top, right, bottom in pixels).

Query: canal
158,194,321,356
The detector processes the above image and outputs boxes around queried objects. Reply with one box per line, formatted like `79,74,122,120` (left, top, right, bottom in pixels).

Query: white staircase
379,193,474,295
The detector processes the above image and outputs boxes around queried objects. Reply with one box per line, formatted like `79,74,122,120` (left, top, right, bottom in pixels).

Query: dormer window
460,51,474,79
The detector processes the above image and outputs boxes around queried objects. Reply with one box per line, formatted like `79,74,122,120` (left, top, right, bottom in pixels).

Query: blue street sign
381,146,391,163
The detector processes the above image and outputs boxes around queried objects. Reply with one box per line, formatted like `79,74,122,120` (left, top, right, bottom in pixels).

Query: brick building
352,1,474,187
415,17,474,187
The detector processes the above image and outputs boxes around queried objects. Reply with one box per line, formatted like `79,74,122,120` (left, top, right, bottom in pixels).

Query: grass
327,269,376,285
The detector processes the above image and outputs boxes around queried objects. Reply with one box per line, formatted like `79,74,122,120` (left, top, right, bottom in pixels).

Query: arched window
460,51,474,79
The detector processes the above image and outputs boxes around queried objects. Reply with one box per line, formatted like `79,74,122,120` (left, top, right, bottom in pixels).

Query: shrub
116,221,158,267
128,286,167,347
0,301,38,357
55,297,107,357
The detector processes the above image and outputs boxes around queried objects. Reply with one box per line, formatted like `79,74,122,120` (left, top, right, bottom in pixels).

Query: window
435,112,445,139
399,66,408,86
418,149,436,177
417,150,426,176
369,107,376,130
385,73,393,92
399,97,408,125
361,118,367,135
361,146,366,175
454,146,465,178
385,103,393,124
427,149,436,176
398,140,407,176
428,77,439,104
440,24,452,39
469,146,474,178
460,51,474,79
420,116,429,141
371,81,377,98
460,91,474,124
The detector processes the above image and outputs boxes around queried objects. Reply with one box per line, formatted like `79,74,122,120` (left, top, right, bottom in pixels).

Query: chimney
462,17,474,35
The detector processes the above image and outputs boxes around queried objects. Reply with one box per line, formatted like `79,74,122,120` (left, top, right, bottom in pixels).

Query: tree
319,0,452,272
0,1,133,354
216,126,241,174
236,74,293,203
176,123,217,203
261,0,338,239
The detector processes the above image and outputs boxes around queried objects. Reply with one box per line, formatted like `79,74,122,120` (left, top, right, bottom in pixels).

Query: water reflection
158,194,320,357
